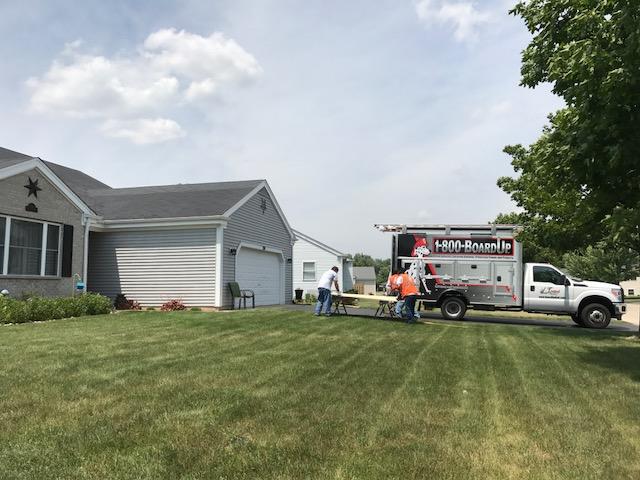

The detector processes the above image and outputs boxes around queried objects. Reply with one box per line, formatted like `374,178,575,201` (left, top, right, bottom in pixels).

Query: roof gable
293,229,345,256
226,182,294,240
0,156,97,216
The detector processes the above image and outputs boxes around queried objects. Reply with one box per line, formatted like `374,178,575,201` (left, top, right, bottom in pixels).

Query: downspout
215,225,224,307
82,215,90,292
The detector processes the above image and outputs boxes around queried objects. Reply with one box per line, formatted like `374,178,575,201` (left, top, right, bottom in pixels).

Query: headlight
611,288,623,301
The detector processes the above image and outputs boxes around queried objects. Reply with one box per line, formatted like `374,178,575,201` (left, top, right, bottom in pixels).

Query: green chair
228,282,255,309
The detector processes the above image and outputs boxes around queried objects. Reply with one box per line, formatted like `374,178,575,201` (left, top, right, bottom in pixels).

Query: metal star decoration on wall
24,177,42,198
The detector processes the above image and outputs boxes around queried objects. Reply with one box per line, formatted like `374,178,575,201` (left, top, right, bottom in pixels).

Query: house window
303,262,316,281
629,289,635,296
1,216,61,277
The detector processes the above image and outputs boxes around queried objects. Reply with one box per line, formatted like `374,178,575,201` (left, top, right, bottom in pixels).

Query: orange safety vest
397,273,419,297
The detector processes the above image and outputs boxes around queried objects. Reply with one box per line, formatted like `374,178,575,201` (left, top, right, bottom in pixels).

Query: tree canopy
497,0,640,276
562,242,639,284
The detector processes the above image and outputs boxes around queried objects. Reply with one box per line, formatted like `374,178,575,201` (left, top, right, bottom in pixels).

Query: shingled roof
85,180,264,220
0,146,267,220
0,146,34,169
353,266,376,281
43,161,112,198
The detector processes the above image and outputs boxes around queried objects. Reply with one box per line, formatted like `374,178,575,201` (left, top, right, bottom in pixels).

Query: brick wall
0,168,85,297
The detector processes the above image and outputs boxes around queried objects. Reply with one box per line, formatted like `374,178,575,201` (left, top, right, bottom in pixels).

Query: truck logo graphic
411,236,431,257
539,286,561,296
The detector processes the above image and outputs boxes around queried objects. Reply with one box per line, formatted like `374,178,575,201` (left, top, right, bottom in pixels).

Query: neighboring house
621,276,640,296
292,229,353,296
352,266,377,294
0,146,294,307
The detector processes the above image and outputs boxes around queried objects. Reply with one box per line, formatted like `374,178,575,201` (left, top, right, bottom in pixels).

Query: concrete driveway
623,302,639,328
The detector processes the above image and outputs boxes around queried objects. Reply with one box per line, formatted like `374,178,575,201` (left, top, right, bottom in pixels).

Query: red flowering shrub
161,299,186,311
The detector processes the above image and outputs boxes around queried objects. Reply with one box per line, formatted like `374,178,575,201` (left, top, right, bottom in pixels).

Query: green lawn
1,310,640,479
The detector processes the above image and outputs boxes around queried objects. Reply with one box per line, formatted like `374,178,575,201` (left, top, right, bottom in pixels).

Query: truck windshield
533,266,565,285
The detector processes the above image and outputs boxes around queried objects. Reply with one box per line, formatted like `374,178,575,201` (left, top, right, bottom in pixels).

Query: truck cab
524,263,626,328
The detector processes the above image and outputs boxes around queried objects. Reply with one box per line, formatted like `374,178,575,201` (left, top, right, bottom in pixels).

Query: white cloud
144,29,262,93
100,118,186,145
415,0,490,42
26,29,261,143
27,54,180,117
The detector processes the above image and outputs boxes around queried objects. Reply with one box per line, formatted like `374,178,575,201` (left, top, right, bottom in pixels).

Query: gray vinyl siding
222,188,293,307
88,228,217,307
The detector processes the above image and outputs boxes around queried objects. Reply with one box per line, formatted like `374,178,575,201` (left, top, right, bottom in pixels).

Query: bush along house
0,147,294,308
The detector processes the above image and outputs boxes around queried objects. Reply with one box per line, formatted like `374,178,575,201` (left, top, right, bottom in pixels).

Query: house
352,266,377,294
292,229,353,296
0,146,294,307
621,276,640,297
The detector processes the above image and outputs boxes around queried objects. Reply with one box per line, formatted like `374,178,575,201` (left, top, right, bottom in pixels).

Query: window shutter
61,224,74,278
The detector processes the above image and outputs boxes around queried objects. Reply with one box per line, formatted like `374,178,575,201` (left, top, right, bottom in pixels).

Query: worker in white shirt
314,266,340,316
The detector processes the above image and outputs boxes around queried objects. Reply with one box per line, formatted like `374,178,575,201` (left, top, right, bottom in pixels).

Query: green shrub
190,307,202,312
114,293,142,310
304,293,317,304
146,307,156,311
0,293,112,324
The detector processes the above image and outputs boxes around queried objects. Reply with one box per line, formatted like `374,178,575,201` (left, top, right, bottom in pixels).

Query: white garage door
236,248,282,306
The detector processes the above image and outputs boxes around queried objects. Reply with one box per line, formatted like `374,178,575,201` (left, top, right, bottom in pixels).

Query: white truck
375,224,627,329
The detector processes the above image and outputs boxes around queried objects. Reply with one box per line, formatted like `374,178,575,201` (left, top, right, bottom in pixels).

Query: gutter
89,215,229,231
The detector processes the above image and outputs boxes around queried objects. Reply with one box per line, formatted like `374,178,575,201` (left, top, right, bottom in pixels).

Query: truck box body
391,224,523,308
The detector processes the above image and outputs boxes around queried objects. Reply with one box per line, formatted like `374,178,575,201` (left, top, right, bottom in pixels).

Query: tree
496,0,640,277
352,253,375,267
562,242,639,284
374,258,391,287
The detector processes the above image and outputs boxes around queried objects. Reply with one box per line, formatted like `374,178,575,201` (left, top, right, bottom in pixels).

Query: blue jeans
315,288,332,315
403,295,417,322
395,299,405,316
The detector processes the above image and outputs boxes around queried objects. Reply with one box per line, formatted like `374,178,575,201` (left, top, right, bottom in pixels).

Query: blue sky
0,0,562,257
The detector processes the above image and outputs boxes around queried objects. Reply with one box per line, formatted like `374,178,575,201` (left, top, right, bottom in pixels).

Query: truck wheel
570,313,584,327
441,297,467,320
581,303,611,329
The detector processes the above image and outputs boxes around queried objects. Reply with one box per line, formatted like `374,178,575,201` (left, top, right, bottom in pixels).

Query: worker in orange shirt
393,269,419,323
386,270,405,317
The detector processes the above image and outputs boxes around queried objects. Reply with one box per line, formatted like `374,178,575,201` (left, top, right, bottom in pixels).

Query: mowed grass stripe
519,328,640,479
1,310,640,479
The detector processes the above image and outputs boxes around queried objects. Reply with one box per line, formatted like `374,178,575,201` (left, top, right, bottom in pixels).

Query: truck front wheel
581,303,611,329
441,297,467,321
570,313,584,327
